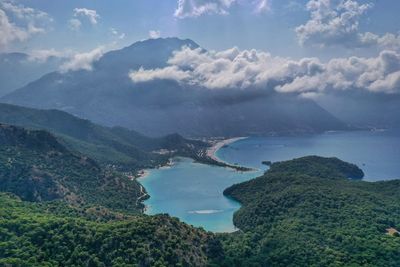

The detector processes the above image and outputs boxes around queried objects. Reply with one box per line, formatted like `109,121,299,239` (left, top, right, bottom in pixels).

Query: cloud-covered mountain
1,38,349,137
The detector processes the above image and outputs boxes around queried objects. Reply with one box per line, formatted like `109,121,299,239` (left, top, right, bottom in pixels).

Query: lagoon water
140,130,400,232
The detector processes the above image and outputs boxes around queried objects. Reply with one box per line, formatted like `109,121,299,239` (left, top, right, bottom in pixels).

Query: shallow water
140,130,400,232
139,158,262,232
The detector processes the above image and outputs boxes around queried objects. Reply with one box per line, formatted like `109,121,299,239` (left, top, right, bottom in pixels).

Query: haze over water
140,130,400,232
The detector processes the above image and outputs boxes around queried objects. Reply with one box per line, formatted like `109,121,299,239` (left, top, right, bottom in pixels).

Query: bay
140,130,400,232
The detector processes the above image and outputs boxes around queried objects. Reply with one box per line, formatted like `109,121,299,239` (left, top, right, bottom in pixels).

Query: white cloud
296,0,372,47
174,0,270,18
0,1,51,50
296,0,400,51
130,46,400,94
28,48,67,62
359,32,400,52
254,0,271,13
110,28,125,40
59,47,104,72
1,1,51,21
68,18,81,31
149,30,161,39
0,9,30,49
174,0,235,18
73,8,100,25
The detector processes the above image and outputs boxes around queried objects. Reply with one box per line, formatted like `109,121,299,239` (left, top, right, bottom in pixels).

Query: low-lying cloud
60,46,104,72
130,46,400,95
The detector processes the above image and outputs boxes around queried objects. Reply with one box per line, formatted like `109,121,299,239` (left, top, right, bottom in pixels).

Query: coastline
206,137,248,165
135,169,150,180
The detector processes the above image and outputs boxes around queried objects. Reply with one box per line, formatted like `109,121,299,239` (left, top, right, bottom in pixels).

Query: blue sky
2,0,399,60
1,0,400,96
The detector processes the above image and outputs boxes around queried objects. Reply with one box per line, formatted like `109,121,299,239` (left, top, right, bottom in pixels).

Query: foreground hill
0,124,144,212
1,38,349,137
0,193,221,266
220,156,400,266
0,103,208,171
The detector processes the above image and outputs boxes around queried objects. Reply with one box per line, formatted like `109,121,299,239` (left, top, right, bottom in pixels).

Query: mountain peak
94,37,200,71
129,37,200,50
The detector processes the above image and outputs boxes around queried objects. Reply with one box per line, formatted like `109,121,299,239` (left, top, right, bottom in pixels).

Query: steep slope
220,156,400,266
0,124,144,212
1,38,349,137
0,103,208,171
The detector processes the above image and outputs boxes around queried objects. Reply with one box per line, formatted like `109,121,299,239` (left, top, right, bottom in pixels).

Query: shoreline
136,169,150,180
206,137,248,166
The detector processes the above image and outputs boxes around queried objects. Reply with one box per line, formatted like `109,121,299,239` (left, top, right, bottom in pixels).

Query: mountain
0,103,208,171
0,52,62,97
1,38,349,137
219,156,400,266
317,91,400,130
0,124,145,212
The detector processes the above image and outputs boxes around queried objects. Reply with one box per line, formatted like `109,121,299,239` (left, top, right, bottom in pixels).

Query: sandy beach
207,137,248,164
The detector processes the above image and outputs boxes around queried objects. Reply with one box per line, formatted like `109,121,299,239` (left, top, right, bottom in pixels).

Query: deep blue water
140,130,400,232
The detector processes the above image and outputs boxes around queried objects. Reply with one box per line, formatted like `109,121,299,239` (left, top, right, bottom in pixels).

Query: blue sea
139,130,400,232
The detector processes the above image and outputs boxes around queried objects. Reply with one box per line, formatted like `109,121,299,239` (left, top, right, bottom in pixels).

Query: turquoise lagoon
139,130,400,232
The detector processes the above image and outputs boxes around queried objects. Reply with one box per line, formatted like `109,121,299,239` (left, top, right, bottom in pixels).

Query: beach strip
207,137,248,164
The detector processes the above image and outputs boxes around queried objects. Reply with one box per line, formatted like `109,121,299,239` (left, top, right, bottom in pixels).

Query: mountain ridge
1,38,350,137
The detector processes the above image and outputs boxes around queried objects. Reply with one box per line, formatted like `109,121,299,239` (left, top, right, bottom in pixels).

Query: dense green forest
220,156,400,266
0,193,222,266
1,123,399,266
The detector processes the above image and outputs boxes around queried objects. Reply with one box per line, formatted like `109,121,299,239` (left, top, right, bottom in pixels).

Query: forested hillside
0,124,144,212
0,103,208,171
0,193,222,266
220,156,400,266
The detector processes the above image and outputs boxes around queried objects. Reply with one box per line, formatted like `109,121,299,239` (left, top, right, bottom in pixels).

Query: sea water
139,130,400,232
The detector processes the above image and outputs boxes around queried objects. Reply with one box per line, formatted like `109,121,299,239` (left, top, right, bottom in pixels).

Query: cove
139,158,262,233
139,130,400,232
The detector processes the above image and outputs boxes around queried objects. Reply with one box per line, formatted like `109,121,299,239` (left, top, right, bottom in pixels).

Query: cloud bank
130,46,400,95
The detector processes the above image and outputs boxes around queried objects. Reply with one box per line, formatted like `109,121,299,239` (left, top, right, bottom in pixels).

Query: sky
1,0,400,96
0,0,399,58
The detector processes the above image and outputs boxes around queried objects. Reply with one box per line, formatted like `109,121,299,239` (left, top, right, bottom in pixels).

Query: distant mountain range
0,52,62,97
1,38,350,137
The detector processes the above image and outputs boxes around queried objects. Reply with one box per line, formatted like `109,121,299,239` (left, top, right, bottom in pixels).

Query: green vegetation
1,124,399,266
219,156,400,266
0,193,222,266
0,103,209,172
0,124,143,213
